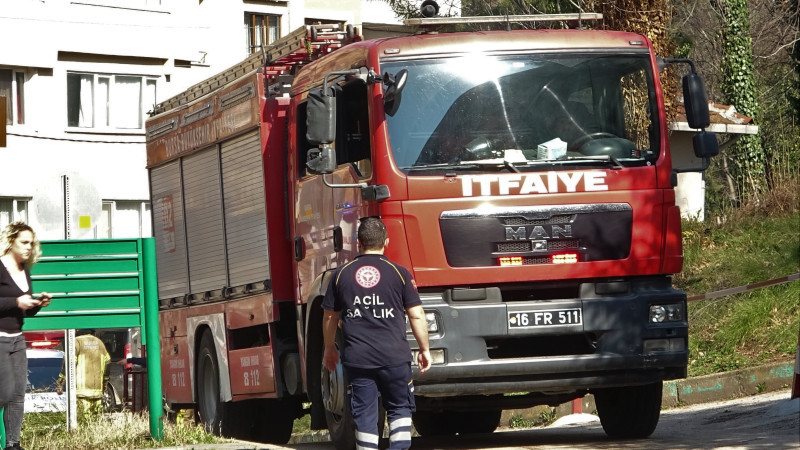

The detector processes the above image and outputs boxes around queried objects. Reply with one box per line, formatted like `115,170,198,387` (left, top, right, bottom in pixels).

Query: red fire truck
145,7,717,447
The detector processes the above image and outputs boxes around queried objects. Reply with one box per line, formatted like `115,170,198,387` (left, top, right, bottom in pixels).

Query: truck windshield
381,53,660,174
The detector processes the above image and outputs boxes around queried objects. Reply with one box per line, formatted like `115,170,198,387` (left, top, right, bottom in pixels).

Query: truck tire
323,371,357,450
196,330,231,436
412,410,458,437
252,399,297,444
321,324,357,450
319,330,386,450
595,381,663,438
456,410,502,434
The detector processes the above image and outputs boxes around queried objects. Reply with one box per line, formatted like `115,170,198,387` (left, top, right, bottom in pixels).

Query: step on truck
145,4,718,446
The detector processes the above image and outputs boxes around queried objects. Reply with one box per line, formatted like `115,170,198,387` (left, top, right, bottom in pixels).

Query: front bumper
409,276,688,396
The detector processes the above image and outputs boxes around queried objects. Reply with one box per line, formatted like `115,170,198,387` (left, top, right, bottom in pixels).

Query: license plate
508,308,582,328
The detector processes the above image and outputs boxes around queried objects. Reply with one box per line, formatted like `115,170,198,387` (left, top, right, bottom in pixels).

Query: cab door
330,78,375,267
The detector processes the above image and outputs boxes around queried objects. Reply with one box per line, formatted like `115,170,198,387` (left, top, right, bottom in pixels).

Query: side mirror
306,146,337,175
682,72,710,130
383,69,408,117
306,87,336,145
693,130,719,159
661,58,719,175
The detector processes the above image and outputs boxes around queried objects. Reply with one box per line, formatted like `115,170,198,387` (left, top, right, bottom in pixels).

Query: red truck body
145,19,713,446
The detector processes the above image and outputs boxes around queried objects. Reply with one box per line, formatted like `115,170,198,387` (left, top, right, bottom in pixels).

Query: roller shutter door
183,146,227,293
150,161,189,299
221,131,270,287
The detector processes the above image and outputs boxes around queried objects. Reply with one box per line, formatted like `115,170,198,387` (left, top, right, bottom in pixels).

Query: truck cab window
383,53,659,173
620,68,655,153
296,101,310,178
335,80,372,179
296,80,373,179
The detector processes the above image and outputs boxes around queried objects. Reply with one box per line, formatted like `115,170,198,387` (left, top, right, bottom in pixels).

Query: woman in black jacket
0,222,50,450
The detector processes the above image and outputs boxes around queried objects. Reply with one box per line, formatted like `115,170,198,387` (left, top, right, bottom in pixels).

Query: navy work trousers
345,363,416,450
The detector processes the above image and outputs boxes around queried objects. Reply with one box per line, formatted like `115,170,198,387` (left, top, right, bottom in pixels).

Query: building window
97,200,152,238
0,69,24,126
0,198,29,228
67,73,157,130
246,13,280,55
15,72,25,125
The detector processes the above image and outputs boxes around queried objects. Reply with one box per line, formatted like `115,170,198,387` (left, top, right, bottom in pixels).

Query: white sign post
65,329,78,430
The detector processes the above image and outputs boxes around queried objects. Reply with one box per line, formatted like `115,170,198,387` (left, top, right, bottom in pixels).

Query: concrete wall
670,131,708,221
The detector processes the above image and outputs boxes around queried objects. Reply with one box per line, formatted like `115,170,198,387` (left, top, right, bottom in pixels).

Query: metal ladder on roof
153,23,360,115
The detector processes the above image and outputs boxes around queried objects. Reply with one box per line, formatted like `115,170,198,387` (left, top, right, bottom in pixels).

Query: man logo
505,225,573,240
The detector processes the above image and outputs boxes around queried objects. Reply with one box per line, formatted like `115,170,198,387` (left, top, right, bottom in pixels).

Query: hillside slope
676,211,799,377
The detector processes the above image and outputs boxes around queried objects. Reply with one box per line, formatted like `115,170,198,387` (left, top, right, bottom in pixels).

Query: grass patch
677,209,800,377
686,282,799,376
508,408,558,429
292,405,312,434
20,411,225,450
677,211,799,294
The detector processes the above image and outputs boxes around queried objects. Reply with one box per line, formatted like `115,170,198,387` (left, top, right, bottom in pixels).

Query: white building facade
1,0,400,240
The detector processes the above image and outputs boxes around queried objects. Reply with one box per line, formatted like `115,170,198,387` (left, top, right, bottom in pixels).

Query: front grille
504,214,574,226
496,239,580,253
548,239,580,250
497,241,531,252
440,204,632,267
523,256,551,265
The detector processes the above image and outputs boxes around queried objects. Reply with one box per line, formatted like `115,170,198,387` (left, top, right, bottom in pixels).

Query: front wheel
594,381,663,438
457,410,502,434
321,328,356,450
412,410,458,437
319,331,386,450
252,399,299,444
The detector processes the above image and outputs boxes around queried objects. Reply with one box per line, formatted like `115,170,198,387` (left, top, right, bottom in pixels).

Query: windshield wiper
405,155,624,173
555,155,624,169
503,160,521,173
405,161,522,173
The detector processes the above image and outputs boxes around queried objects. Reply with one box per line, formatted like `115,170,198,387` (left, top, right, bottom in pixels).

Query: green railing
1,238,163,446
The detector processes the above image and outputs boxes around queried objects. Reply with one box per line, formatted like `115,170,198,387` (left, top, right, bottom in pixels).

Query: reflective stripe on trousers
345,363,416,450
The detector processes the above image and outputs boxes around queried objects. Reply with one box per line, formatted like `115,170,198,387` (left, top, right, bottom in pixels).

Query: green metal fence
1,238,163,446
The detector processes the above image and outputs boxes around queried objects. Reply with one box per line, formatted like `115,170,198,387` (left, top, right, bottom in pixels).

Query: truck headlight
649,303,684,323
406,312,440,334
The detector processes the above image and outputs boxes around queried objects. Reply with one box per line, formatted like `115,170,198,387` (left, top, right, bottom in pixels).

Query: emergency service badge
355,266,380,288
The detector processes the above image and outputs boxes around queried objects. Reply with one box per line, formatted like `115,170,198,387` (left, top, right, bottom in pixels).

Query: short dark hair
358,217,387,251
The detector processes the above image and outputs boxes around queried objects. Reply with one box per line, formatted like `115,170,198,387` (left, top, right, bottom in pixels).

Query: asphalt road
154,390,798,450
281,390,799,450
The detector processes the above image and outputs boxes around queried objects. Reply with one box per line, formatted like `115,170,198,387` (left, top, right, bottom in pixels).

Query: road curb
496,360,795,429
662,360,795,407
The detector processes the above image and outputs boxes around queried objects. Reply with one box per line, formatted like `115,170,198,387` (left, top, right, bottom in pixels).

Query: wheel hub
321,363,345,416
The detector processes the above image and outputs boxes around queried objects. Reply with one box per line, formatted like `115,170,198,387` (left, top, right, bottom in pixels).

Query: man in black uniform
322,217,431,450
